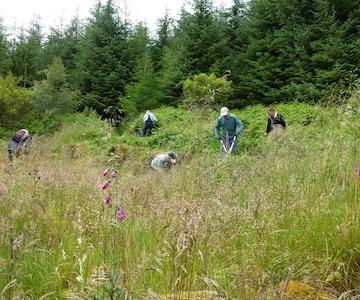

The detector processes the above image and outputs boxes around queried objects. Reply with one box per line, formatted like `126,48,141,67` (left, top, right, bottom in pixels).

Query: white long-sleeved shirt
143,112,157,123
151,153,177,171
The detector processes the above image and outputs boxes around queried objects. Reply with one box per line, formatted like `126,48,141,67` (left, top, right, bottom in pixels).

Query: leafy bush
0,73,32,135
183,73,233,109
50,109,113,155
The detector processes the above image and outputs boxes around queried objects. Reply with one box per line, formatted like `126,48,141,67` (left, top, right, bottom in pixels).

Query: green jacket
214,114,244,139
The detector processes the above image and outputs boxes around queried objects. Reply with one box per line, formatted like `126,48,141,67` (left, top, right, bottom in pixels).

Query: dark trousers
8,150,13,162
143,122,153,136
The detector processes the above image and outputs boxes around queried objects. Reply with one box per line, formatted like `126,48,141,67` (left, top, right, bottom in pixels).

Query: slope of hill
0,96,359,299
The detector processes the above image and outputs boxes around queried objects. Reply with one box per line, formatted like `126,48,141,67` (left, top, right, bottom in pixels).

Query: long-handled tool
220,139,228,152
228,136,237,154
220,136,237,156
216,136,237,167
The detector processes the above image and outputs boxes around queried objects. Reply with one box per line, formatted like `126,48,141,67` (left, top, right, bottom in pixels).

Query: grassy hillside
0,96,359,299
115,102,316,153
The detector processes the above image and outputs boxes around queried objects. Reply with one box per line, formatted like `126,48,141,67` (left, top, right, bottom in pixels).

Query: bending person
151,152,177,171
8,129,32,162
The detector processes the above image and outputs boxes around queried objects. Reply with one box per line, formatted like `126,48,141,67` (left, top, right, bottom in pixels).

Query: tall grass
0,98,359,299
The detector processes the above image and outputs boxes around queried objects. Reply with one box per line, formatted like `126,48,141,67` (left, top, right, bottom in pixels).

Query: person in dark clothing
143,110,158,136
266,107,286,136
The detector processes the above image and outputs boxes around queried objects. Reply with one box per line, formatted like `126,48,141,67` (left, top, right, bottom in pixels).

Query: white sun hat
220,107,229,116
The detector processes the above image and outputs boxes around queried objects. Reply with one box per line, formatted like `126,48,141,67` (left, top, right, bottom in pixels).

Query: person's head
167,152,177,164
17,129,30,140
146,110,150,114
220,107,229,119
267,107,276,117
18,128,29,135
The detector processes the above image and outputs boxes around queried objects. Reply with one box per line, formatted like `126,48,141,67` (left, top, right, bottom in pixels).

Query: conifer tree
124,51,160,116
152,11,173,71
10,18,44,86
0,18,10,75
32,57,78,115
75,0,133,115
177,0,229,75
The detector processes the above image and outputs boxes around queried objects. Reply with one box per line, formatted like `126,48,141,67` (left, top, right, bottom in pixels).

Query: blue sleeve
235,117,244,136
214,117,221,139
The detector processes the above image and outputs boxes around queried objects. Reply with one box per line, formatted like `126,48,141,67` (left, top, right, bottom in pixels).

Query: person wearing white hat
214,107,244,154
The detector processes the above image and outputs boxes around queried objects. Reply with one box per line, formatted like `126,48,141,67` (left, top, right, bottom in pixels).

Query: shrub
183,73,233,109
50,109,113,155
0,73,32,134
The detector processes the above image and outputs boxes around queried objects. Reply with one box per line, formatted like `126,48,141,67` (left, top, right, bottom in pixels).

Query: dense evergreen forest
0,0,359,133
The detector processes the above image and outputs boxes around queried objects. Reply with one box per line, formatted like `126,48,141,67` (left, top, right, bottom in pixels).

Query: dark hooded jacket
266,113,286,134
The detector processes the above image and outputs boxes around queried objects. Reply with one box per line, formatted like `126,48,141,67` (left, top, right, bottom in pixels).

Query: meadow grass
0,99,359,299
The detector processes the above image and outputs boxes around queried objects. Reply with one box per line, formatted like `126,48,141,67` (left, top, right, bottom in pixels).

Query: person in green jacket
214,107,244,154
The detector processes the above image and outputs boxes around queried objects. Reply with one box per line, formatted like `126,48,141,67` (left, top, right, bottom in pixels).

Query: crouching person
151,152,177,171
8,129,32,162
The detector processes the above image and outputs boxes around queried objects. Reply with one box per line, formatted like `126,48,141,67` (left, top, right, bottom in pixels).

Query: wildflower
356,166,360,182
29,168,41,181
12,233,24,253
104,194,111,204
116,208,126,221
34,168,41,179
112,170,118,178
103,169,109,176
101,181,110,190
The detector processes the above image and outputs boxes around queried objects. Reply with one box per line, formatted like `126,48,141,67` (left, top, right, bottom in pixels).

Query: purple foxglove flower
104,194,111,204
225,132,230,149
103,169,109,176
356,166,360,182
116,208,126,221
112,170,118,178
101,181,110,190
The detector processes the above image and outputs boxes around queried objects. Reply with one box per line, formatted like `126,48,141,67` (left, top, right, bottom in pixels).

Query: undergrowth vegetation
0,95,359,299
118,102,317,155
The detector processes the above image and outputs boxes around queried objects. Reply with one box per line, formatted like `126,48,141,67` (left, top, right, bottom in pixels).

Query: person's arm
152,113,158,122
235,117,244,136
266,118,271,134
279,115,286,128
25,135,32,143
214,118,221,139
